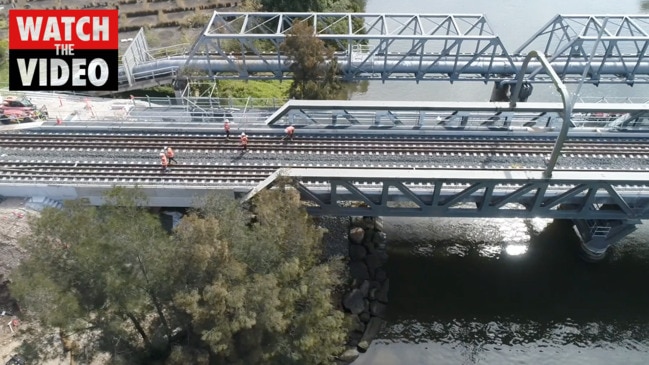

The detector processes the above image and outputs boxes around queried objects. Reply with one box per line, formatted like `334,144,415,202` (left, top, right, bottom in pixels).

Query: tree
170,188,348,364
260,0,321,12
280,20,342,100
259,0,366,12
12,187,349,364
11,188,178,363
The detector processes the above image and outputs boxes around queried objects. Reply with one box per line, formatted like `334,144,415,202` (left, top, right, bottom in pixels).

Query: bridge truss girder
264,99,649,130
246,168,649,220
172,12,649,85
184,12,515,83
516,15,649,85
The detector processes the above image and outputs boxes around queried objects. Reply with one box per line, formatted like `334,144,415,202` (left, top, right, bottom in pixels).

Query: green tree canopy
259,0,366,12
12,187,348,364
280,20,342,100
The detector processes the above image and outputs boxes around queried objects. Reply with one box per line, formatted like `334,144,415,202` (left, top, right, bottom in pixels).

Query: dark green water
352,218,649,364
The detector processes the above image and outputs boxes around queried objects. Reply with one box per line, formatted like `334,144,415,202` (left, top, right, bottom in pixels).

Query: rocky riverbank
338,217,390,363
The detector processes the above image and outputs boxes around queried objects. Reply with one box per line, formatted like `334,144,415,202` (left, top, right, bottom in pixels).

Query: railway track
0,161,646,184
0,161,275,183
1,132,649,156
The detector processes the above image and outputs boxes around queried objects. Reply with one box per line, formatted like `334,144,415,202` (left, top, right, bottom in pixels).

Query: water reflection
352,218,649,365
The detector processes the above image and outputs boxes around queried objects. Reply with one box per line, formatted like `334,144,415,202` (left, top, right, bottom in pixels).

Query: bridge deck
0,167,647,220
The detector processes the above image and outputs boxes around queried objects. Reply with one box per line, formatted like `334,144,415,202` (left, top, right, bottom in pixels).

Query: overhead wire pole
510,50,571,179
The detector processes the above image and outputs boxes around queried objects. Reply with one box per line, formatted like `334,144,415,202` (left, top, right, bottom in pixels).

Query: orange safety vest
285,126,295,135
160,154,168,166
166,147,175,158
224,121,230,131
240,135,249,145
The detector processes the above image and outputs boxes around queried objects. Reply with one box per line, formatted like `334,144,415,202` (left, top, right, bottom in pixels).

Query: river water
351,1,649,364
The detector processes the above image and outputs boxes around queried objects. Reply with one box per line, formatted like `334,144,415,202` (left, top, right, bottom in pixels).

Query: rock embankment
339,216,390,363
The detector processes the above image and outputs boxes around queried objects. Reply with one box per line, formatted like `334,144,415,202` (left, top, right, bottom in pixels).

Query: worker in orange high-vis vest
160,152,169,171
284,125,295,140
224,119,231,139
165,146,177,164
240,132,249,151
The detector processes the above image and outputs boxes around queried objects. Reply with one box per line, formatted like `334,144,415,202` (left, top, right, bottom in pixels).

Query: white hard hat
241,132,246,136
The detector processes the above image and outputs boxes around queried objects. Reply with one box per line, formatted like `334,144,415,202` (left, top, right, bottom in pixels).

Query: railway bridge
4,12,649,261
1,91,649,261
117,12,649,97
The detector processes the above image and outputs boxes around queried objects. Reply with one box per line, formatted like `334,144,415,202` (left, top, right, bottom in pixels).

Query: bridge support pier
490,82,510,102
570,218,639,262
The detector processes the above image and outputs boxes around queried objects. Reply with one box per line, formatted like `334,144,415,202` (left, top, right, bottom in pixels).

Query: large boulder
376,279,389,303
369,287,377,300
375,267,387,282
370,300,388,318
349,261,370,281
349,244,367,261
346,330,363,347
359,311,371,323
359,280,370,297
361,216,375,230
372,231,387,246
350,315,366,333
342,289,365,314
365,254,382,274
357,317,387,352
348,227,365,244
363,238,376,255
338,348,360,363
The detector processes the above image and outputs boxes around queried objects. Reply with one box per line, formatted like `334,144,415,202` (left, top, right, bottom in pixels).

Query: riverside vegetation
11,187,350,364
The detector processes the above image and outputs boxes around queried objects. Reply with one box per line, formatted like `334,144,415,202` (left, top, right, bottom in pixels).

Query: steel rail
1,136,649,155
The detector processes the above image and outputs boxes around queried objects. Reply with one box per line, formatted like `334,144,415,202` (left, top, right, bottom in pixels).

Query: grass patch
114,85,176,98
0,38,7,87
216,80,291,103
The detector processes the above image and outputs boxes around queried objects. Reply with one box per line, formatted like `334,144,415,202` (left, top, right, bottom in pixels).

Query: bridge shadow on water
384,218,649,325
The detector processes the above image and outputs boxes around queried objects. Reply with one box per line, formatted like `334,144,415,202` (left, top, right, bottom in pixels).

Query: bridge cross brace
243,168,649,261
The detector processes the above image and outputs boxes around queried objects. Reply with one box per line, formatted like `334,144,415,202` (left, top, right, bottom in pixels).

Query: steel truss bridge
263,99,649,130
118,12,649,92
243,167,649,260
6,166,647,260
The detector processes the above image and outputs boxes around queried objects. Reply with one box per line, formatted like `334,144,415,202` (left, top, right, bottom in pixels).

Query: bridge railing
130,96,287,110
127,67,179,85
120,95,283,124
146,44,191,59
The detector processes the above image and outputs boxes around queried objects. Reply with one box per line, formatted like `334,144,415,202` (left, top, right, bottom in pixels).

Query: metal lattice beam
182,12,514,83
245,168,649,219
263,99,649,130
118,13,649,90
515,15,649,85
